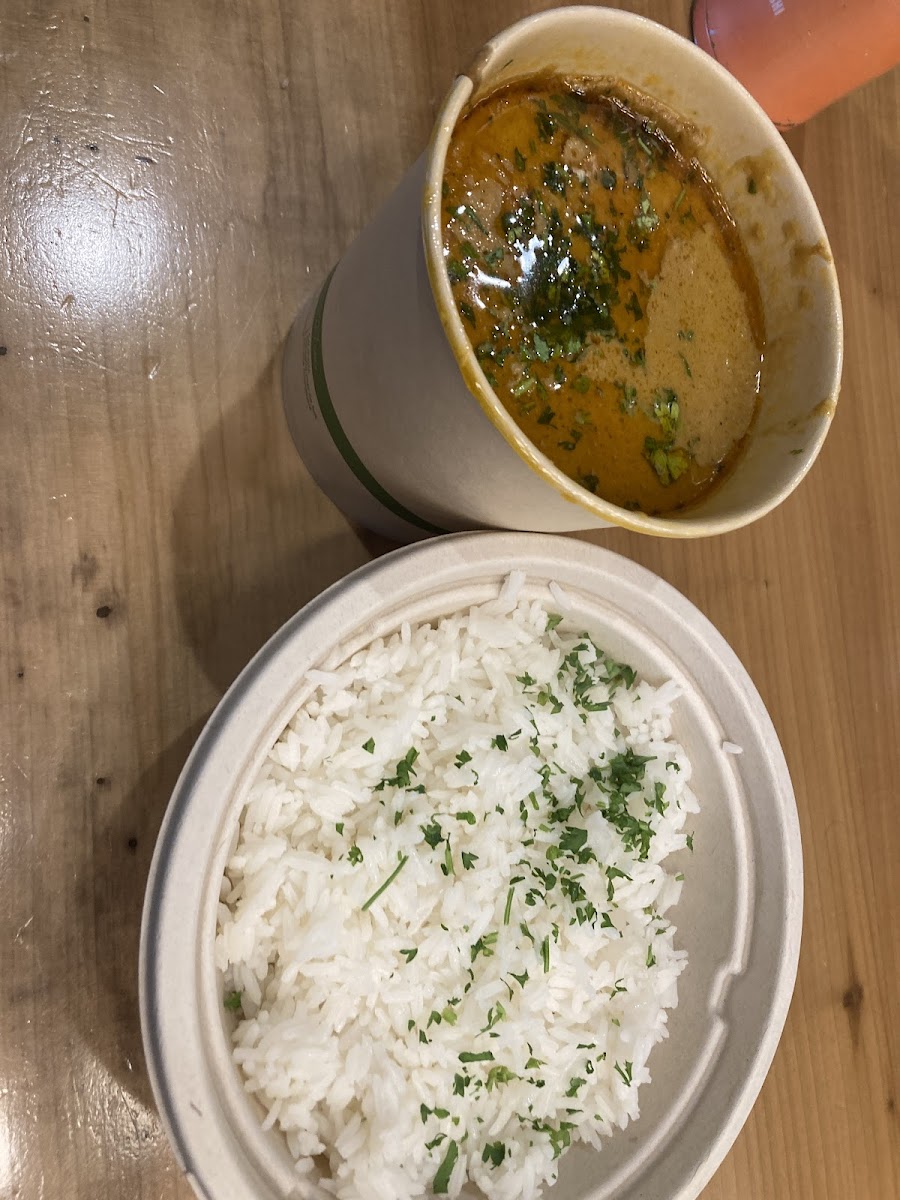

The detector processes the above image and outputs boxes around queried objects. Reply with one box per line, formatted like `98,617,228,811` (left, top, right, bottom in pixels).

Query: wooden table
1,2,897,1197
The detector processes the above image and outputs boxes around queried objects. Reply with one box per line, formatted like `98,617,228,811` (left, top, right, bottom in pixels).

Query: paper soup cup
282,7,842,541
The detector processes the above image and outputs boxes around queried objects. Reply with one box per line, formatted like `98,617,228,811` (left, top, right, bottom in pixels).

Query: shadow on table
71,350,401,1116
170,355,397,695
72,717,210,1115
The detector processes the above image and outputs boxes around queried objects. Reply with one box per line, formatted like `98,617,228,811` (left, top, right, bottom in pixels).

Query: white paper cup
282,7,842,541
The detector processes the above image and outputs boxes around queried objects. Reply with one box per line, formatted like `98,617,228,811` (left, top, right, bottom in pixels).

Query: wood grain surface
0,2,897,1198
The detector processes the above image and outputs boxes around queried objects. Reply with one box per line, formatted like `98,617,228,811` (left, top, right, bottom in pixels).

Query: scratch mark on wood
71,551,99,588
842,940,864,1049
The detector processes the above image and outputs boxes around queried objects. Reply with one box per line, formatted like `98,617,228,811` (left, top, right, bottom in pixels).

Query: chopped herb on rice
216,572,698,1199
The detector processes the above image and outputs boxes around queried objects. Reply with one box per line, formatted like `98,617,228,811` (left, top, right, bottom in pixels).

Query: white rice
216,575,698,1200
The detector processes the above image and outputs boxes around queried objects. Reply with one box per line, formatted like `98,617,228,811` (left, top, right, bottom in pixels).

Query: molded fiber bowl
140,532,802,1200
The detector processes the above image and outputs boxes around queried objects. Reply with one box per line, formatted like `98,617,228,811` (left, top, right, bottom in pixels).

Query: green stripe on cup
309,269,448,536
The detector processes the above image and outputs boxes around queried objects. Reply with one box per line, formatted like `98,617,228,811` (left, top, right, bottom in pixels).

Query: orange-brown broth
442,79,765,514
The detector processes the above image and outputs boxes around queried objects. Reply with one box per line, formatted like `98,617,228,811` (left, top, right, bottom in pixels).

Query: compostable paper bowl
140,531,802,1200
282,6,842,542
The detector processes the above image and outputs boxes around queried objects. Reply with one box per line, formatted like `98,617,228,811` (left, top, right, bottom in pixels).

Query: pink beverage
692,0,900,127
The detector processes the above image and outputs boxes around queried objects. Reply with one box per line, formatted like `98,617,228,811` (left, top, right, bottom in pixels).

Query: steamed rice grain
216,575,698,1199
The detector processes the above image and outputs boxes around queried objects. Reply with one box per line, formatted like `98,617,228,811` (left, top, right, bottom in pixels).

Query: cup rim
421,5,843,537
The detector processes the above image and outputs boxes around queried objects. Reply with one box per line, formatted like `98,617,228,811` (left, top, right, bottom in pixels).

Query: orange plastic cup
692,0,900,127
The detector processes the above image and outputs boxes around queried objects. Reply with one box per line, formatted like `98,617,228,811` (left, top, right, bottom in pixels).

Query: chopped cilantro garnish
503,885,515,925
441,843,454,876
558,825,589,855
535,109,556,142
432,1139,459,1193
629,194,659,246
486,1064,518,1090
614,1060,634,1086
470,931,498,962
348,845,363,866
463,205,488,235
644,437,690,486
543,161,569,195
361,854,408,911
421,820,443,849
533,332,551,361
650,780,668,815
481,1002,506,1033
400,947,418,963
375,747,419,791
459,1050,495,1063
362,737,375,753
461,851,479,870
223,990,242,1012
533,1119,575,1159
482,1141,506,1167
652,387,680,437
612,379,637,417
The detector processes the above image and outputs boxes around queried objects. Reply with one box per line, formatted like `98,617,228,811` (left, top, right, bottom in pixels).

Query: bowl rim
421,5,843,537
140,530,802,1200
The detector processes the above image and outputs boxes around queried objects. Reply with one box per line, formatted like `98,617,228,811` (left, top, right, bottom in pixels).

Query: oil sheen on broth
442,78,765,514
